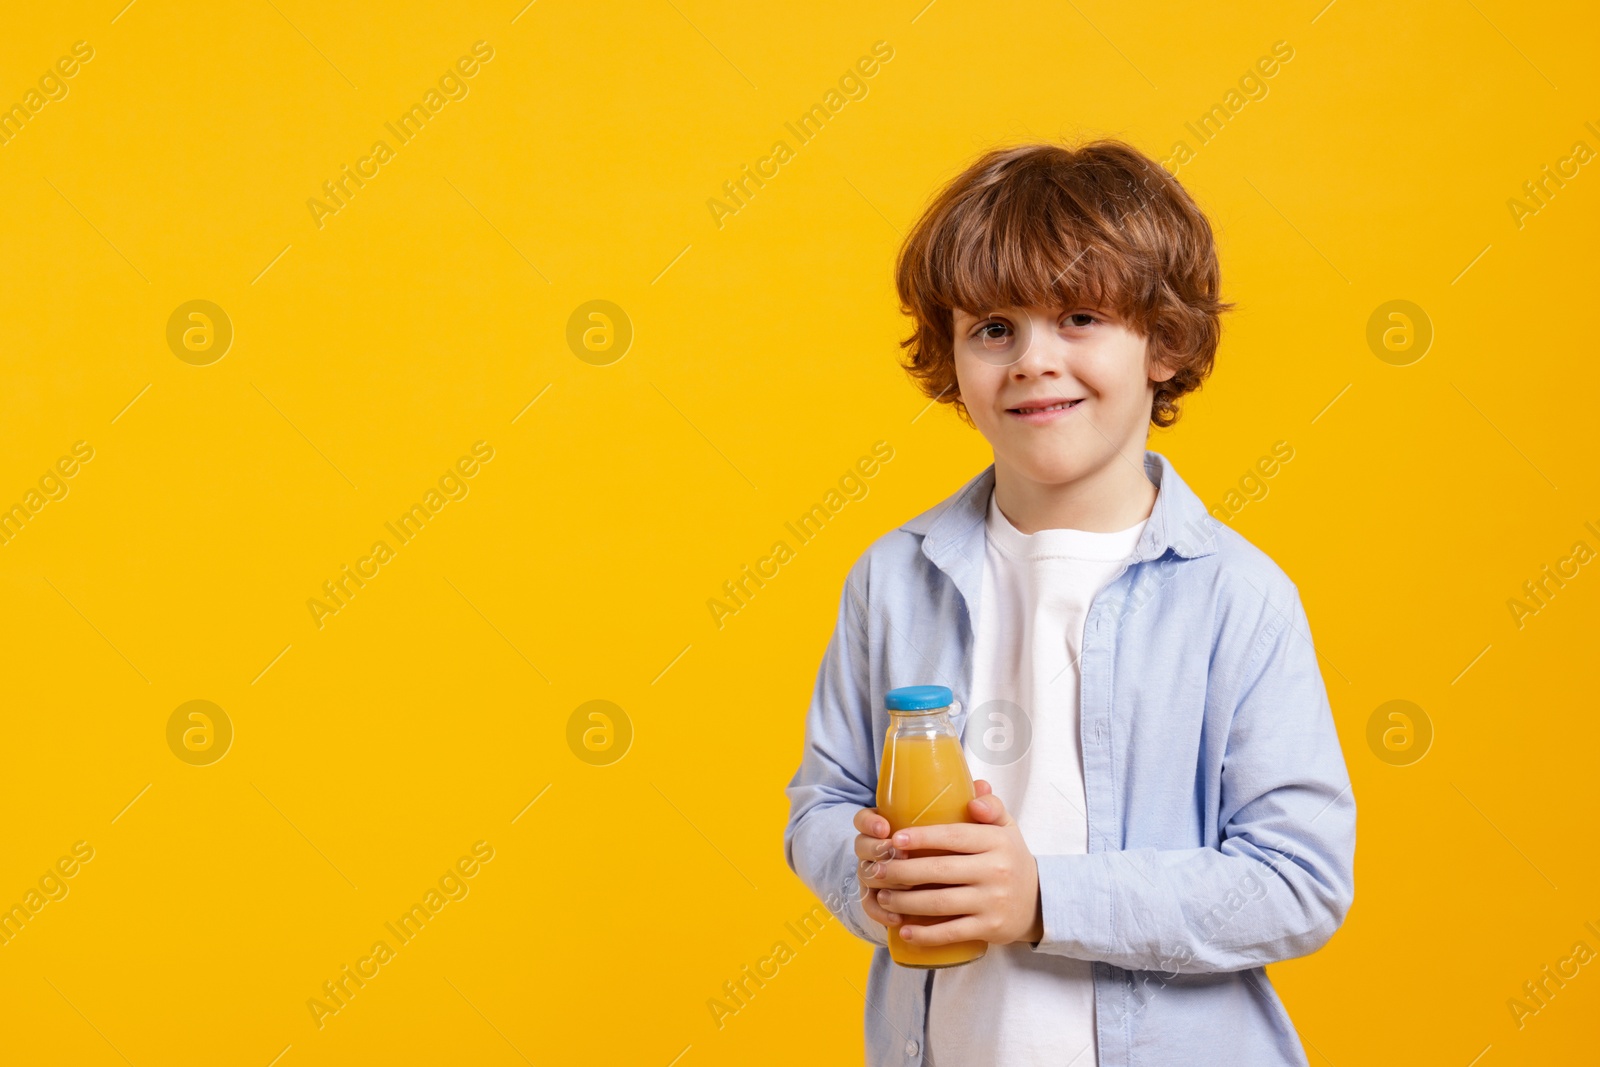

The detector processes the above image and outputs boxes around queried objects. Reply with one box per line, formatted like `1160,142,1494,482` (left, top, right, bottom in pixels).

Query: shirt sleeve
1030,583,1356,973
783,555,889,948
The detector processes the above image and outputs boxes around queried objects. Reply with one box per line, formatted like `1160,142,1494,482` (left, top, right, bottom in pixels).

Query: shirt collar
901,450,1219,609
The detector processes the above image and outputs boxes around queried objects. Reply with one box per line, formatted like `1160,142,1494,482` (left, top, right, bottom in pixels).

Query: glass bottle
875,684,988,968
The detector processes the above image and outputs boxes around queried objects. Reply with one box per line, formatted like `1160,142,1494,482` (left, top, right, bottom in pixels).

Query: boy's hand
852,806,912,929
870,780,1045,947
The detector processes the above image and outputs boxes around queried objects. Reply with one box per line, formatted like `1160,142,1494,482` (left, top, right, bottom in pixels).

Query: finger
876,885,981,918
879,853,980,887
973,779,993,798
853,808,891,838
860,888,902,928
898,914,991,948
854,834,898,863
858,856,920,890
890,823,995,854
968,792,1012,826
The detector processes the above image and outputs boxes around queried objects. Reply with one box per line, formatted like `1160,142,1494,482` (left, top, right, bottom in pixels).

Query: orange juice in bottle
875,684,988,968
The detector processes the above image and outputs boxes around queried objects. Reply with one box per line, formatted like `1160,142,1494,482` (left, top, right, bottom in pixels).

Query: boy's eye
966,312,1097,335
959,310,1102,365
961,316,1024,365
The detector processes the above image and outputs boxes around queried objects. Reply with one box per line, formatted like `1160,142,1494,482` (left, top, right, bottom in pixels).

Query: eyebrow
955,305,1112,320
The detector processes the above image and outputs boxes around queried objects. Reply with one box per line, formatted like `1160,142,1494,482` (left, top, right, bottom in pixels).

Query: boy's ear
1147,345,1179,384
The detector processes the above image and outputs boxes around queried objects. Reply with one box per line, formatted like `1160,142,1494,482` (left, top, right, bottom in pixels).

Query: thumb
969,790,1012,826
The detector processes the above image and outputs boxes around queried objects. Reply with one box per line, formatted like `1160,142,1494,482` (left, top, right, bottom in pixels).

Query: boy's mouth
1006,397,1083,421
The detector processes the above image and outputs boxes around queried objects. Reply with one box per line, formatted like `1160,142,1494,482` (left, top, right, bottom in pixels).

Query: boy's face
951,303,1175,488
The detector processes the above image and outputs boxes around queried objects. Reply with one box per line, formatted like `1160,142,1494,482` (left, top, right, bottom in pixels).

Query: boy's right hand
853,806,910,928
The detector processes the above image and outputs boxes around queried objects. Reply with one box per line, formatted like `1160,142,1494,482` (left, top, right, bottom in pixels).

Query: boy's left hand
870,779,1044,947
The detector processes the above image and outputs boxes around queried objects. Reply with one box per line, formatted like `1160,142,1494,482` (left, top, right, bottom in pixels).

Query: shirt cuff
816,803,888,946
1030,852,1114,958
842,865,888,947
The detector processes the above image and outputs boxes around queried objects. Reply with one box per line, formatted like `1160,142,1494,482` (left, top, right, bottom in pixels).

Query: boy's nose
1009,327,1066,374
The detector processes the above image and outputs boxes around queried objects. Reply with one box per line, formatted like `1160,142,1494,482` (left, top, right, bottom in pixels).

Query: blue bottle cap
885,684,953,711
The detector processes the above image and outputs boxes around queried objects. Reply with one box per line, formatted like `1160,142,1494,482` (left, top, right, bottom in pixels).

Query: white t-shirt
926,487,1147,1067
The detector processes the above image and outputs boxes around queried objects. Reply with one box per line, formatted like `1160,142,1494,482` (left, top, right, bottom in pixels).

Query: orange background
2,2,1597,1064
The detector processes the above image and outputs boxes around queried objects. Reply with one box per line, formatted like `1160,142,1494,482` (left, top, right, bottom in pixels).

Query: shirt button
905,1039,919,1057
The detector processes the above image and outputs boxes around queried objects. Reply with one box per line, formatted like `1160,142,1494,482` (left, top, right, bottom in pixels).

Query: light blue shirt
783,450,1356,1066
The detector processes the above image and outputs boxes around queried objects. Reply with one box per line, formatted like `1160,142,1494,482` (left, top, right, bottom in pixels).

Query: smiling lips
1006,398,1083,422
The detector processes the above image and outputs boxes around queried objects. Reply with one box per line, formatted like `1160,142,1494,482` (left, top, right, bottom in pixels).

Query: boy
783,140,1355,1067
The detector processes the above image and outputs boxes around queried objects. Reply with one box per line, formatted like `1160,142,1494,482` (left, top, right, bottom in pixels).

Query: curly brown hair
894,139,1235,428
